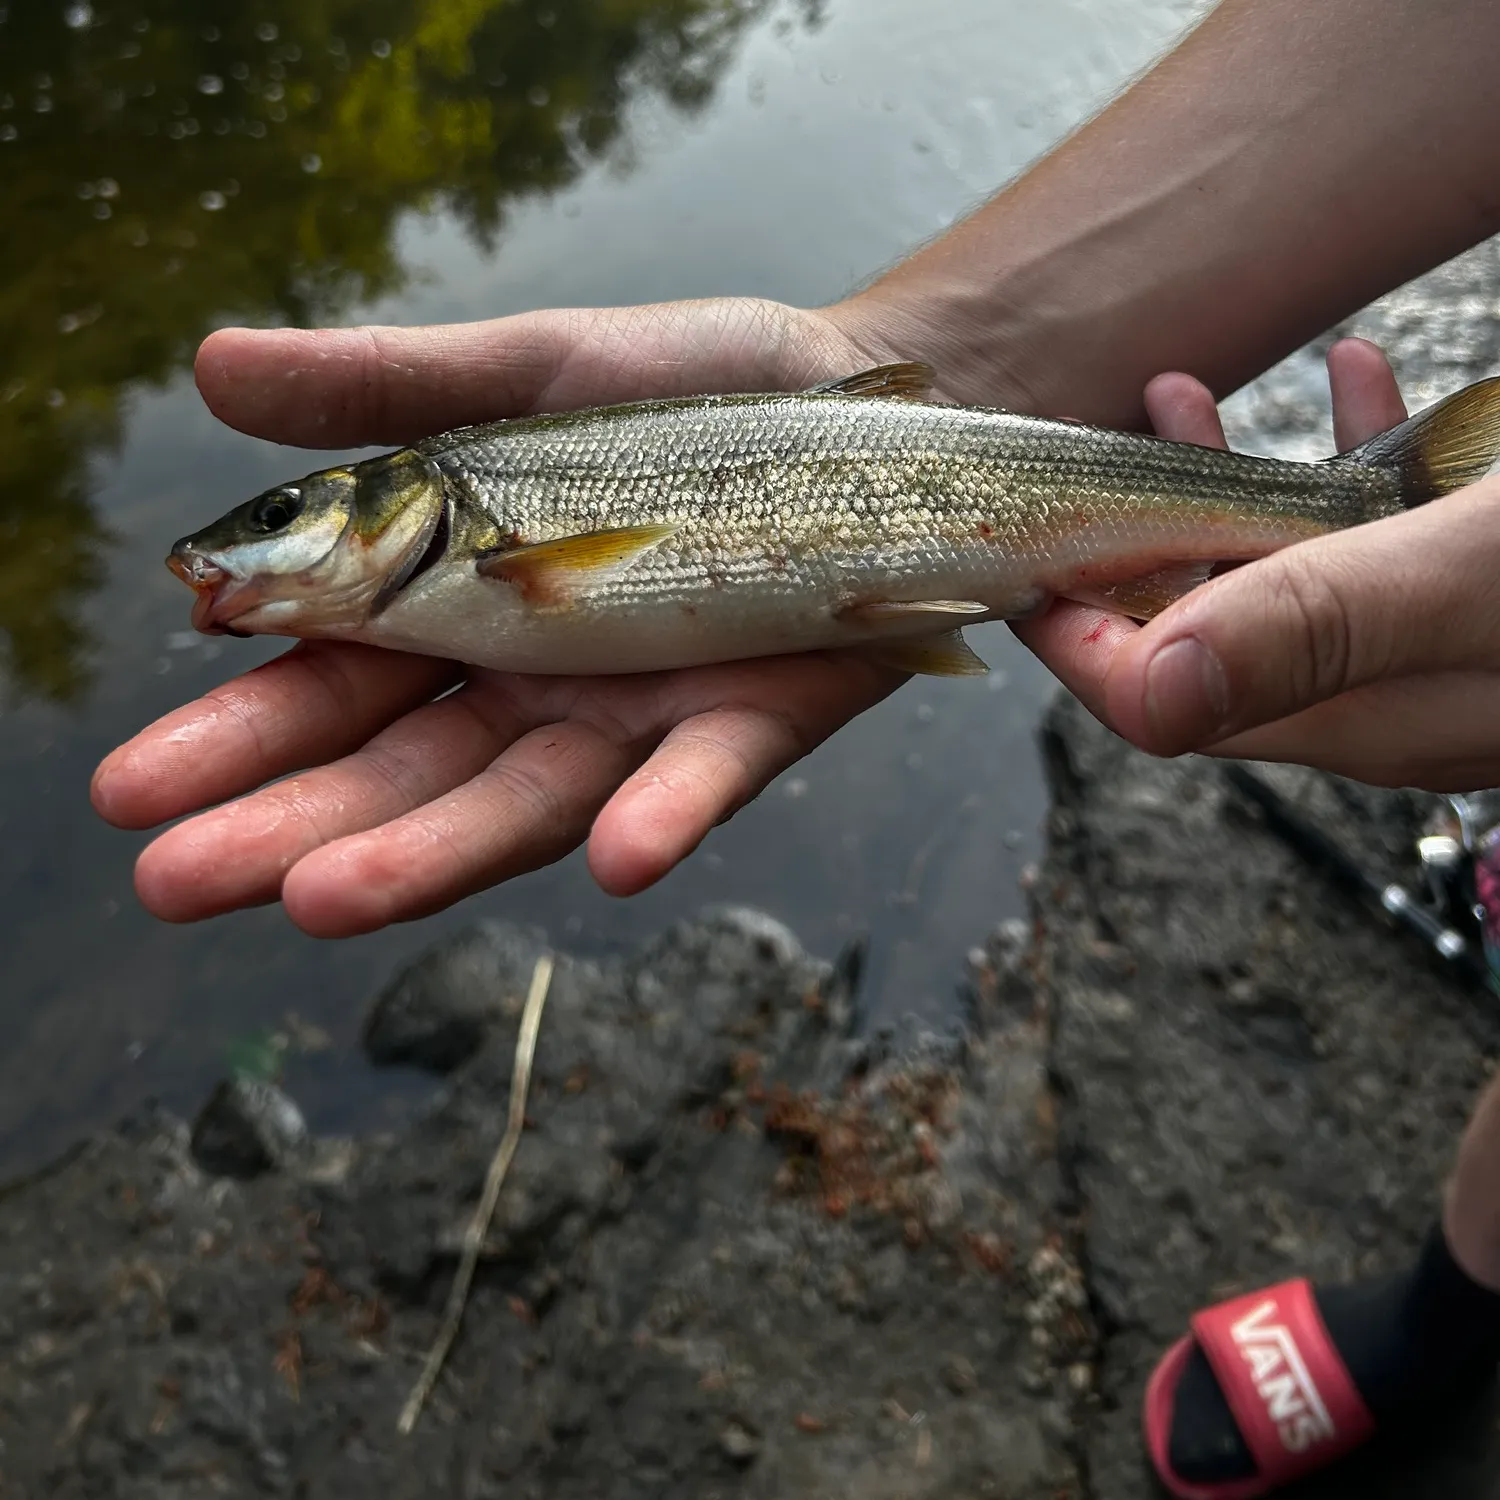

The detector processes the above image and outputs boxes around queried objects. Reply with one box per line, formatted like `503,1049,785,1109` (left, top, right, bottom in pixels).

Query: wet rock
362,919,551,1073
190,1076,310,1178
188,1078,354,1186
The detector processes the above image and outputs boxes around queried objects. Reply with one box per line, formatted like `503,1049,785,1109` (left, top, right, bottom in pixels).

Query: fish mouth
167,545,256,637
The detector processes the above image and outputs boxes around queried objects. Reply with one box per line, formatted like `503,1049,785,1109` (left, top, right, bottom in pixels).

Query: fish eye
247,487,304,534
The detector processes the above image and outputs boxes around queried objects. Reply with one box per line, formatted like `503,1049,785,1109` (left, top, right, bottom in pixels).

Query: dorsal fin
808,362,937,402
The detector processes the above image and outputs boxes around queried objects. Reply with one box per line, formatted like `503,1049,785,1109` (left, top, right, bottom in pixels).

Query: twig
397,952,555,1435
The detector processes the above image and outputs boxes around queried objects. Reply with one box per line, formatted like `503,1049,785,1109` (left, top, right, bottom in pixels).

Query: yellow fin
839,598,990,627
1064,563,1215,621
809,362,937,402
863,628,989,677
476,523,678,605
1347,373,1500,503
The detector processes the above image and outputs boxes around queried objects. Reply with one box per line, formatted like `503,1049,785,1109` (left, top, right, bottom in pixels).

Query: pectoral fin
863,628,990,677
476,523,678,606
1063,562,1215,621
809,362,938,402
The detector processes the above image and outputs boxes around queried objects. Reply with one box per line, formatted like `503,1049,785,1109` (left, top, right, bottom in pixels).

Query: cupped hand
92,297,911,937
1019,336,1500,790
98,307,1468,941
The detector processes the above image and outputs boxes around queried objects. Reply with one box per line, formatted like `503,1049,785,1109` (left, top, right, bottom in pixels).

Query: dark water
0,0,1205,1174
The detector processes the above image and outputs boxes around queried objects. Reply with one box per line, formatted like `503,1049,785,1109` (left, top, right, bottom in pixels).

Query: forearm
834,0,1500,428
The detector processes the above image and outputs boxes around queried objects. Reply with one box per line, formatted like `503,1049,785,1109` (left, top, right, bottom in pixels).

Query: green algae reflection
0,0,813,702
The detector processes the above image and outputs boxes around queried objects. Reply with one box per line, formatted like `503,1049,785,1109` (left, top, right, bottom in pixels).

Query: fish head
168,448,447,637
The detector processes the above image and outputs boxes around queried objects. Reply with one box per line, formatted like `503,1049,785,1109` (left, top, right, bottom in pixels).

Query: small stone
719,1421,760,1464
942,1355,977,1395
190,1077,309,1178
362,920,551,1071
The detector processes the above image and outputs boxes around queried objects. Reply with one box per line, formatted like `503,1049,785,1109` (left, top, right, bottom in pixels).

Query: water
0,0,1209,1174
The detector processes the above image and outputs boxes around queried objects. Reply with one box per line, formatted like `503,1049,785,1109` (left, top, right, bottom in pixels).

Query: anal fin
1063,561,1215,622
863,628,990,678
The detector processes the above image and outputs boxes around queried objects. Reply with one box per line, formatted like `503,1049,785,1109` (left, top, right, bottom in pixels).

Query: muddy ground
5,688,1500,1499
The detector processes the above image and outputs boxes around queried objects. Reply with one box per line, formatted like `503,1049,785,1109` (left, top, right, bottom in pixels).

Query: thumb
1101,479,1500,756
194,297,856,450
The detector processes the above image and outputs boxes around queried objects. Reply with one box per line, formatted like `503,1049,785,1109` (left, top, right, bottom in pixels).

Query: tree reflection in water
0,0,818,699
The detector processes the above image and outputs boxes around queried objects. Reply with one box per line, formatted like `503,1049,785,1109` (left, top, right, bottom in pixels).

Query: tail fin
1345,374,1500,506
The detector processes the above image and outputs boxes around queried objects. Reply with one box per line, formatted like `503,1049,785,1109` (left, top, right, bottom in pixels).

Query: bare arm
839,0,1500,426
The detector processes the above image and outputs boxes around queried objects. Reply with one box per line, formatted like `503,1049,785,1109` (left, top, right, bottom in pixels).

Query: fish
167,361,1500,679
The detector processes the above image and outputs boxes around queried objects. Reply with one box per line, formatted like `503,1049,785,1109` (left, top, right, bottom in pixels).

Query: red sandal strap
1188,1278,1375,1487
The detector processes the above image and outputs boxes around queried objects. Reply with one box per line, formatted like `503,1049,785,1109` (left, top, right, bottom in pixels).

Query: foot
1147,1224,1500,1497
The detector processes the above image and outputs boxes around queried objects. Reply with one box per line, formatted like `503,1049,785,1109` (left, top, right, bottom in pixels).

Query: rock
362,919,551,1073
719,1419,761,1464
189,1076,310,1178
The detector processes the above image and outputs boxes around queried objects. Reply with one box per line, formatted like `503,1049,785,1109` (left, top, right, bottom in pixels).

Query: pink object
1475,832,1500,948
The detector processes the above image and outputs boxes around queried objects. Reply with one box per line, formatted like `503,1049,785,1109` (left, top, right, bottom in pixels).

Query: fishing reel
1414,792,1500,991
1223,768,1500,994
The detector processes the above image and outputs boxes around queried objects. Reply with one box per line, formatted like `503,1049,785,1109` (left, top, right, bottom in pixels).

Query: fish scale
418,395,1379,605
167,362,1500,678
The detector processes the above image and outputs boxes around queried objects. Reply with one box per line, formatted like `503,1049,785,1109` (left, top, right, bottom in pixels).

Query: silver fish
168,361,1500,678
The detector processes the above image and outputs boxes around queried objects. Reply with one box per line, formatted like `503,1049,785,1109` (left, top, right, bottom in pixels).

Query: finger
1204,668,1500,790
279,718,648,937
91,643,458,830
587,653,905,896
1143,372,1229,448
1327,336,1407,452
194,299,844,450
1011,376,1223,713
130,681,534,922
1010,600,1141,728
1100,477,1500,756
1028,345,1409,754
195,316,578,450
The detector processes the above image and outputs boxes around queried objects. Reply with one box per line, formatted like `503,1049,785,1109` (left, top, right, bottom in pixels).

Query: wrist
824,245,1139,428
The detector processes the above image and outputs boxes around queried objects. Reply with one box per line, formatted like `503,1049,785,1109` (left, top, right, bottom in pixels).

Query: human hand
91,297,913,937
1017,336,1500,790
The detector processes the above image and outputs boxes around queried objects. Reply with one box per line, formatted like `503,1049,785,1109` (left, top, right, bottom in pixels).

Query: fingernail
1143,636,1228,751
